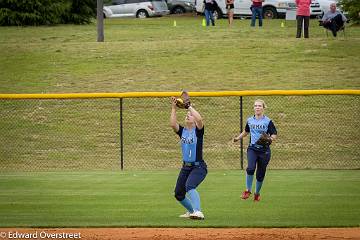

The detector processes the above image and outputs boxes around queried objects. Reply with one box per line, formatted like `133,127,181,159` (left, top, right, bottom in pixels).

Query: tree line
0,0,96,26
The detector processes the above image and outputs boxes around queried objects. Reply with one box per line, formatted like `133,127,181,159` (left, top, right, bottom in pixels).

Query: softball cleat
241,190,251,200
179,212,191,218
254,193,260,202
189,211,205,220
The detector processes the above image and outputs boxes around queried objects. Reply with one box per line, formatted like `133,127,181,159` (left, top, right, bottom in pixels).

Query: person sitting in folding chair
321,3,347,37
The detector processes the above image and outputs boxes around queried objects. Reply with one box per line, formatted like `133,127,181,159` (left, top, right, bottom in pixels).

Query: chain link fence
0,94,359,171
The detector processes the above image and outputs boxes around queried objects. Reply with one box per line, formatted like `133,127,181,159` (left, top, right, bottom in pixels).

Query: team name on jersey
181,136,194,144
249,124,267,130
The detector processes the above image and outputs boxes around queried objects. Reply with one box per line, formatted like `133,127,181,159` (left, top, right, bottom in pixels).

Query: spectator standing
250,0,264,27
226,0,235,27
295,0,311,38
204,0,217,26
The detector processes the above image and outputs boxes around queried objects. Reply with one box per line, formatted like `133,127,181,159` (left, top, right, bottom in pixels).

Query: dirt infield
1,228,359,240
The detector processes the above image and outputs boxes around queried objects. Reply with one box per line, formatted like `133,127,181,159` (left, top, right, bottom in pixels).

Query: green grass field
0,170,359,227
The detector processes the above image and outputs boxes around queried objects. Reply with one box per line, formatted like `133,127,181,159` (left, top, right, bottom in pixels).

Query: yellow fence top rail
0,90,359,99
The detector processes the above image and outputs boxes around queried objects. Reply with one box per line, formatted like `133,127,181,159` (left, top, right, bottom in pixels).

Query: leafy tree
339,0,360,24
63,0,96,24
0,0,96,26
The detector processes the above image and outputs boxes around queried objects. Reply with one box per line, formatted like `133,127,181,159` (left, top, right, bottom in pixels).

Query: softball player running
233,99,277,202
170,95,207,220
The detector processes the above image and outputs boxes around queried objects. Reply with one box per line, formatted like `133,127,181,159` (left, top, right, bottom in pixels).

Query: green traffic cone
202,18,206,27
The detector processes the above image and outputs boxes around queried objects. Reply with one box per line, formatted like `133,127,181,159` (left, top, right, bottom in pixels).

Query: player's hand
171,97,177,109
233,135,240,143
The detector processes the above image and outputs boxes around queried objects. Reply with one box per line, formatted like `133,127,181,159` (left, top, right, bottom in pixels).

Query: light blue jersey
177,126,204,163
245,115,277,145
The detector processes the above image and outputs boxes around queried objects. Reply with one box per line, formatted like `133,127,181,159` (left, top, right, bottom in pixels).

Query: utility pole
97,0,104,42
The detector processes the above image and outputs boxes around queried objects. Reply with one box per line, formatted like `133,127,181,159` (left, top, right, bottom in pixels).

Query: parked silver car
103,0,170,18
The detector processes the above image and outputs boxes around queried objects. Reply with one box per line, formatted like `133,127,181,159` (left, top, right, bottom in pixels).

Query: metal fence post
240,96,243,170
120,98,124,170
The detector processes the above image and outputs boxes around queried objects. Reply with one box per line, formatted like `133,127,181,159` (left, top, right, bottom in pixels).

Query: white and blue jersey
245,115,277,149
176,126,204,163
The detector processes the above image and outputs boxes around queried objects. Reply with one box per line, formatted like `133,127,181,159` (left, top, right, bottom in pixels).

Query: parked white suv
195,0,322,19
310,0,323,17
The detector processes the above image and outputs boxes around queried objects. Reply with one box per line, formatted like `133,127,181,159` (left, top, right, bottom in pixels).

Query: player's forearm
170,108,178,128
188,106,202,122
234,131,248,141
188,106,204,128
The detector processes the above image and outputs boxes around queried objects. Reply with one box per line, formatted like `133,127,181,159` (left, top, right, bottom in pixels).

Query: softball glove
256,133,272,146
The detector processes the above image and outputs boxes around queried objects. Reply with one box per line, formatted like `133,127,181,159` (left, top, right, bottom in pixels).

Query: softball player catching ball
170,94,207,220
233,99,277,201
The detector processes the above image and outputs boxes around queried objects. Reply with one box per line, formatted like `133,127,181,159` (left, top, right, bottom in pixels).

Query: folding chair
319,20,348,38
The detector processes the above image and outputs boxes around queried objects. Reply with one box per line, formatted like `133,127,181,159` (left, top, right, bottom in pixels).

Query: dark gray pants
296,15,310,38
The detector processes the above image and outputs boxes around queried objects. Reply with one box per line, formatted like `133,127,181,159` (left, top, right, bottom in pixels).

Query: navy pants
174,162,207,201
246,148,271,182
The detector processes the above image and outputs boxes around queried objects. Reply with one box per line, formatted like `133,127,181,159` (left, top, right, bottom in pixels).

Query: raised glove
176,90,191,109
256,133,272,146
176,98,186,109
